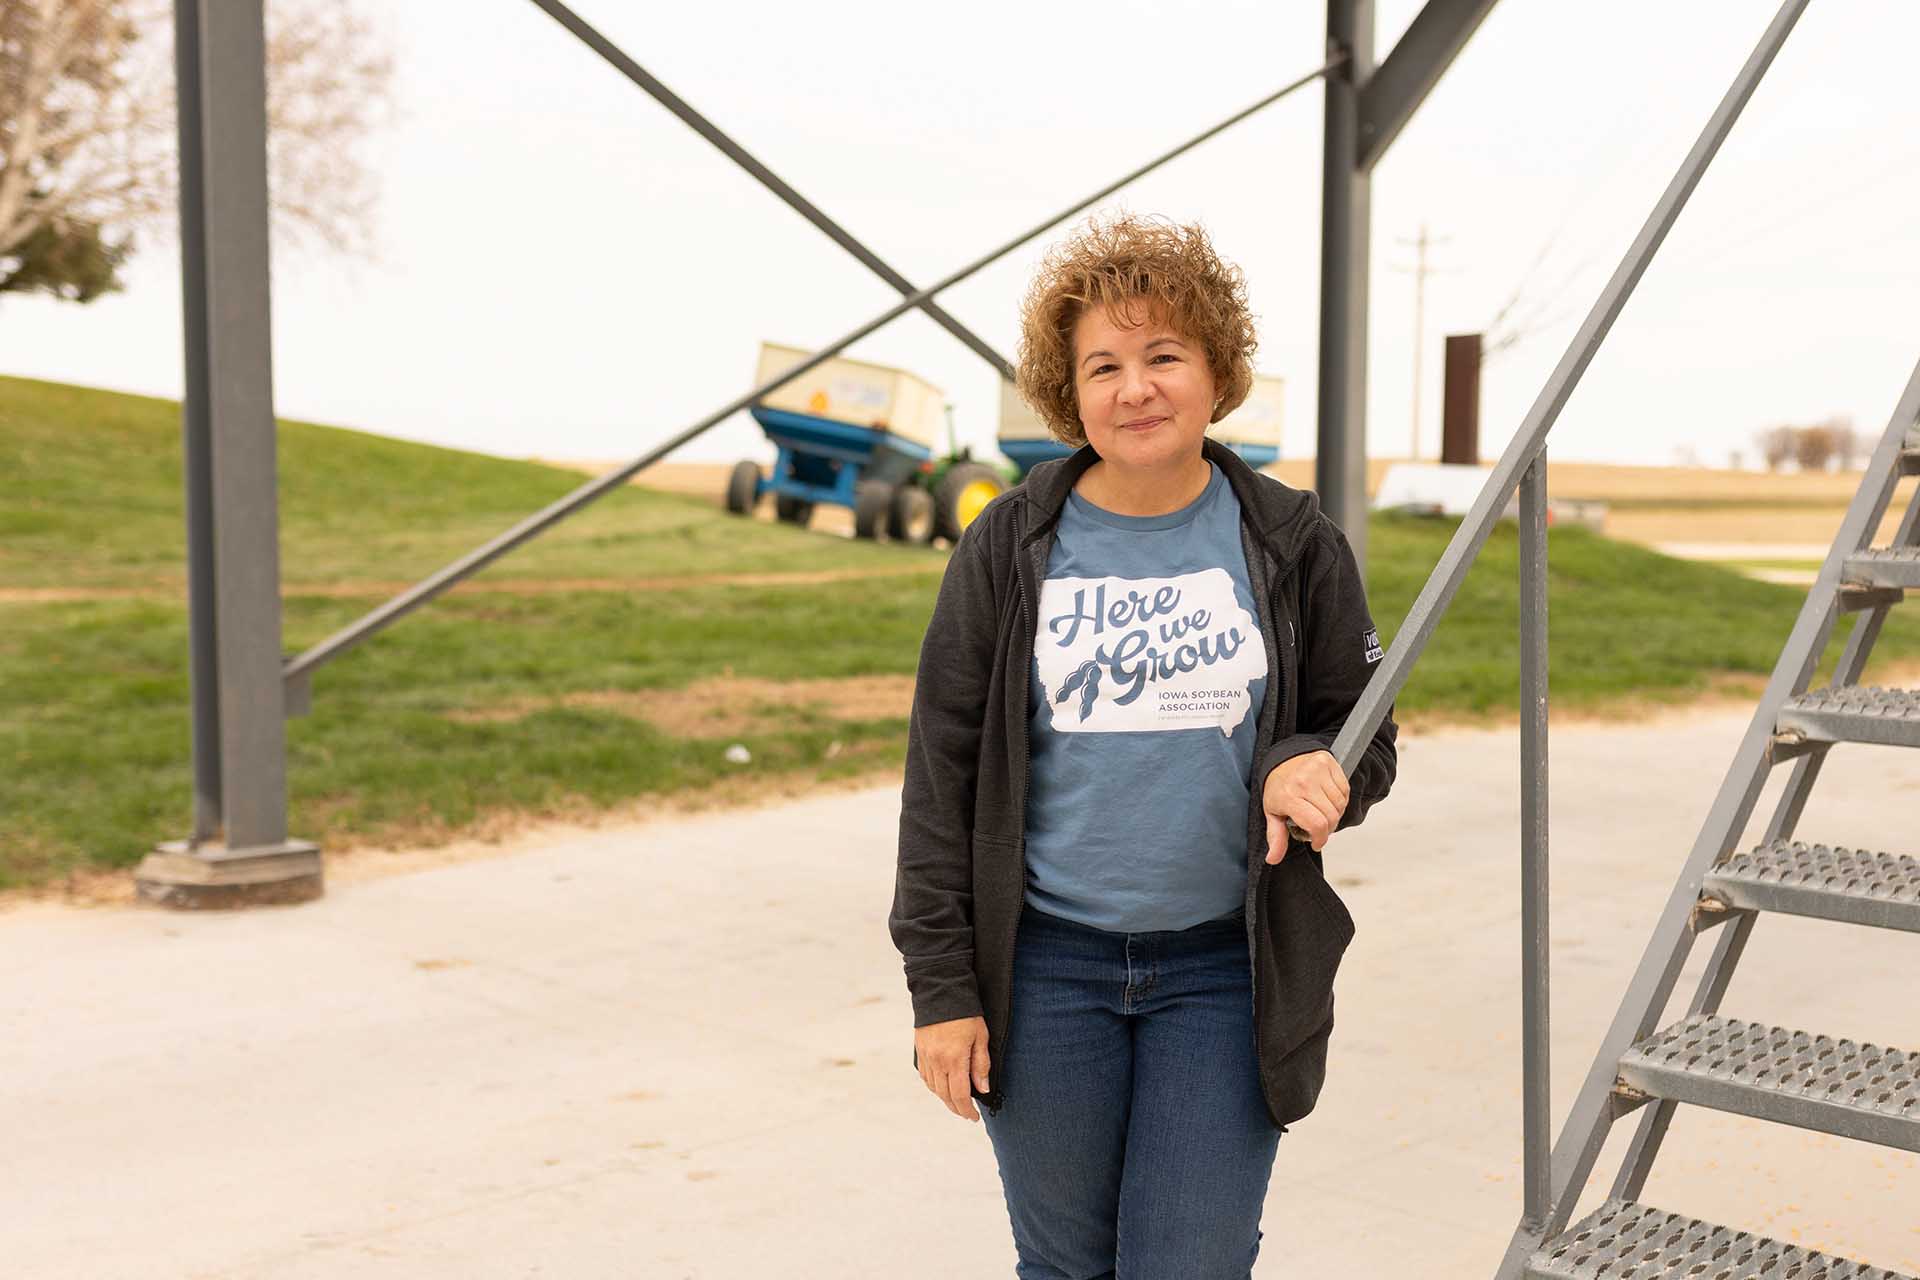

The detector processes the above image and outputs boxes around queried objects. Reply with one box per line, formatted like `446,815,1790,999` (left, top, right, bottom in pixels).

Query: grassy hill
4,373,1916,893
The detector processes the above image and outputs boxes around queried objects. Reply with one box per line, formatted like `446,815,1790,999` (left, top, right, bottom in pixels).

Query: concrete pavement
4,705,1917,1277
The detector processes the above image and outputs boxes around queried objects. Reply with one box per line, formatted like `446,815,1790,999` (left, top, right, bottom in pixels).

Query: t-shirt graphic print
1020,460,1271,934
1034,568,1265,736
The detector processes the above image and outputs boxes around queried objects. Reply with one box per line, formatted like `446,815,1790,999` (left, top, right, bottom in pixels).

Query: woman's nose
1117,363,1152,404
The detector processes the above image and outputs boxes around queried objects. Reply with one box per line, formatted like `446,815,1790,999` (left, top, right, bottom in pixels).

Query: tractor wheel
934,461,1007,542
853,480,893,541
725,460,761,515
774,493,814,526
887,484,936,544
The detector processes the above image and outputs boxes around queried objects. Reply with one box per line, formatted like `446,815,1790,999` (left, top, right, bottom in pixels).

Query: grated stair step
1843,547,1920,590
1527,1199,1914,1278
1904,427,1920,474
1776,686,1920,749
1616,1014,1920,1152
1704,840,1920,933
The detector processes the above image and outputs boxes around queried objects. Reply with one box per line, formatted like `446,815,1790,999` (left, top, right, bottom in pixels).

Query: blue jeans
980,902,1282,1279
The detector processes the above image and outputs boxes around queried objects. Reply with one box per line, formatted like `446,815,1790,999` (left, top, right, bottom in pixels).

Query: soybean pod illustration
1055,658,1103,723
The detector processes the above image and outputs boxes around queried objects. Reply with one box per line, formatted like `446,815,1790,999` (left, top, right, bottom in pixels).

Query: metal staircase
1294,3,1916,1265
1499,407,1920,1276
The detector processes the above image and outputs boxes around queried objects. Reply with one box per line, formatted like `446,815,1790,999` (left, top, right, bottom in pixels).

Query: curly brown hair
1013,212,1259,448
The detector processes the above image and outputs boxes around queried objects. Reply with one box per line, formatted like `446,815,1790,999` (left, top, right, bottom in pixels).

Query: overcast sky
5,0,1919,473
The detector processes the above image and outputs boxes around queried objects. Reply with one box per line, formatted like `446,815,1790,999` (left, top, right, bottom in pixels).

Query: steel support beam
283,61,1338,684
139,0,319,908
1317,0,1375,566
527,0,1012,380
1357,0,1500,171
175,0,221,845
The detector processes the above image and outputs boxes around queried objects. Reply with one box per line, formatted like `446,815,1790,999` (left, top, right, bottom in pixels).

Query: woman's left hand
1262,750,1349,861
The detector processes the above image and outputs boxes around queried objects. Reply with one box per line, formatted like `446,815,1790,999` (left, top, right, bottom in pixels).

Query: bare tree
1756,424,1796,472
1822,413,1866,468
1,0,392,301
1794,423,1840,473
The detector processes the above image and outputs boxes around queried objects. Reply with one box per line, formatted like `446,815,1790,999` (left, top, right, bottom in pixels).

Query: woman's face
1072,301,1216,473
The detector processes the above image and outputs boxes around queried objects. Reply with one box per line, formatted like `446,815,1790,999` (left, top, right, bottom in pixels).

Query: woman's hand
915,1015,991,1122
1262,749,1350,861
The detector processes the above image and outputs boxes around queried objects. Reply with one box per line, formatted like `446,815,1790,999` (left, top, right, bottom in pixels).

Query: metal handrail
281,55,1344,693
1309,0,1811,1241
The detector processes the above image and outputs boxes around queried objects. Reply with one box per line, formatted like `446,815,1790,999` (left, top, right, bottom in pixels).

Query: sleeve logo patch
1362,628,1384,664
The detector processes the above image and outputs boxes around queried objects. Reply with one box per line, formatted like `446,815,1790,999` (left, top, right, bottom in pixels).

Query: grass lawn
6,374,1918,892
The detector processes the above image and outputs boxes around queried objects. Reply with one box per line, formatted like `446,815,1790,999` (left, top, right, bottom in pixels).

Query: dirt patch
1604,503,1908,550
442,673,916,737
13,659,1919,917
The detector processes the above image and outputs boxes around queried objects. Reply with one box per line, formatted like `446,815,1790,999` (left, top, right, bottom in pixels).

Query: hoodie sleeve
1255,519,1398,831
889,523,998,1028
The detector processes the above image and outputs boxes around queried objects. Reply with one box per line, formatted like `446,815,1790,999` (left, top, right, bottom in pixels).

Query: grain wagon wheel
725,460,762,515
934,462,1007,542
853,480,893,541
774,493,814,526
888,485,936,544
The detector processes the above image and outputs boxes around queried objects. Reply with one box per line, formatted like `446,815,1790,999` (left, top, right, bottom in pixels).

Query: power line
1392,223,1451,461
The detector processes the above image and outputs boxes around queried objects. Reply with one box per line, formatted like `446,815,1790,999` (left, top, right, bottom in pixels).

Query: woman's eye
1151,353,1179,363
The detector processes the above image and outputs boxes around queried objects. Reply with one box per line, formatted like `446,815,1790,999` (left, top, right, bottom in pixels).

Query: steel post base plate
135,838,324,909
1617,1014,1920,1152
1528,1199,1914,1278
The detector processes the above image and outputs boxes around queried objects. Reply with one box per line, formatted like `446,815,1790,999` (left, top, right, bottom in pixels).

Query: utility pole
1393,223,1449,461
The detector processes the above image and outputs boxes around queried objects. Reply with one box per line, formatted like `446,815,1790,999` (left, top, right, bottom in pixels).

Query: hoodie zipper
991,502,1043,1115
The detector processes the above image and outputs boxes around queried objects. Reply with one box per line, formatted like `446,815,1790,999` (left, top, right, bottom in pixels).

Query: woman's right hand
915,1016,991,1122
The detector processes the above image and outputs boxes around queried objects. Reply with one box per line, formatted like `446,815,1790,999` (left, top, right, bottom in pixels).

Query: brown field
540,455,1912,555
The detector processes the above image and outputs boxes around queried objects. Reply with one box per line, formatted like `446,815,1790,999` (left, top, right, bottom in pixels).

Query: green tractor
919,409,1017,542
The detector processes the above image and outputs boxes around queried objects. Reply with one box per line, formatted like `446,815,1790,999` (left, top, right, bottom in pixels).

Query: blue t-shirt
1024,460,1268,933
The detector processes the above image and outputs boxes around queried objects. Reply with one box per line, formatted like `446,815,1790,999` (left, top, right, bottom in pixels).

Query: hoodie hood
1015,436,1325,570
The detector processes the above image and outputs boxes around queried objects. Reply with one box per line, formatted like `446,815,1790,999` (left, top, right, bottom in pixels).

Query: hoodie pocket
1254,850,1357,1128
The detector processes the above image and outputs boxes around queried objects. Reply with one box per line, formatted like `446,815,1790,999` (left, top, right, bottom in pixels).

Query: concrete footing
134,838,324,909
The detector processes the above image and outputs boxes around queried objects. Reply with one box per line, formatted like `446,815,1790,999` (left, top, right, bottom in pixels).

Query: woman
889,212,1397,1277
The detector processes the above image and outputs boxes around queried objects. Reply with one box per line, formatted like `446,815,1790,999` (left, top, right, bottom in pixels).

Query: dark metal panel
1441,332,1482,464
1357,0,1501,171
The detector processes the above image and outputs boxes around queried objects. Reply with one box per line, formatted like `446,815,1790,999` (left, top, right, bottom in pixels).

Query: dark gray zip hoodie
890,435,1398,1130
